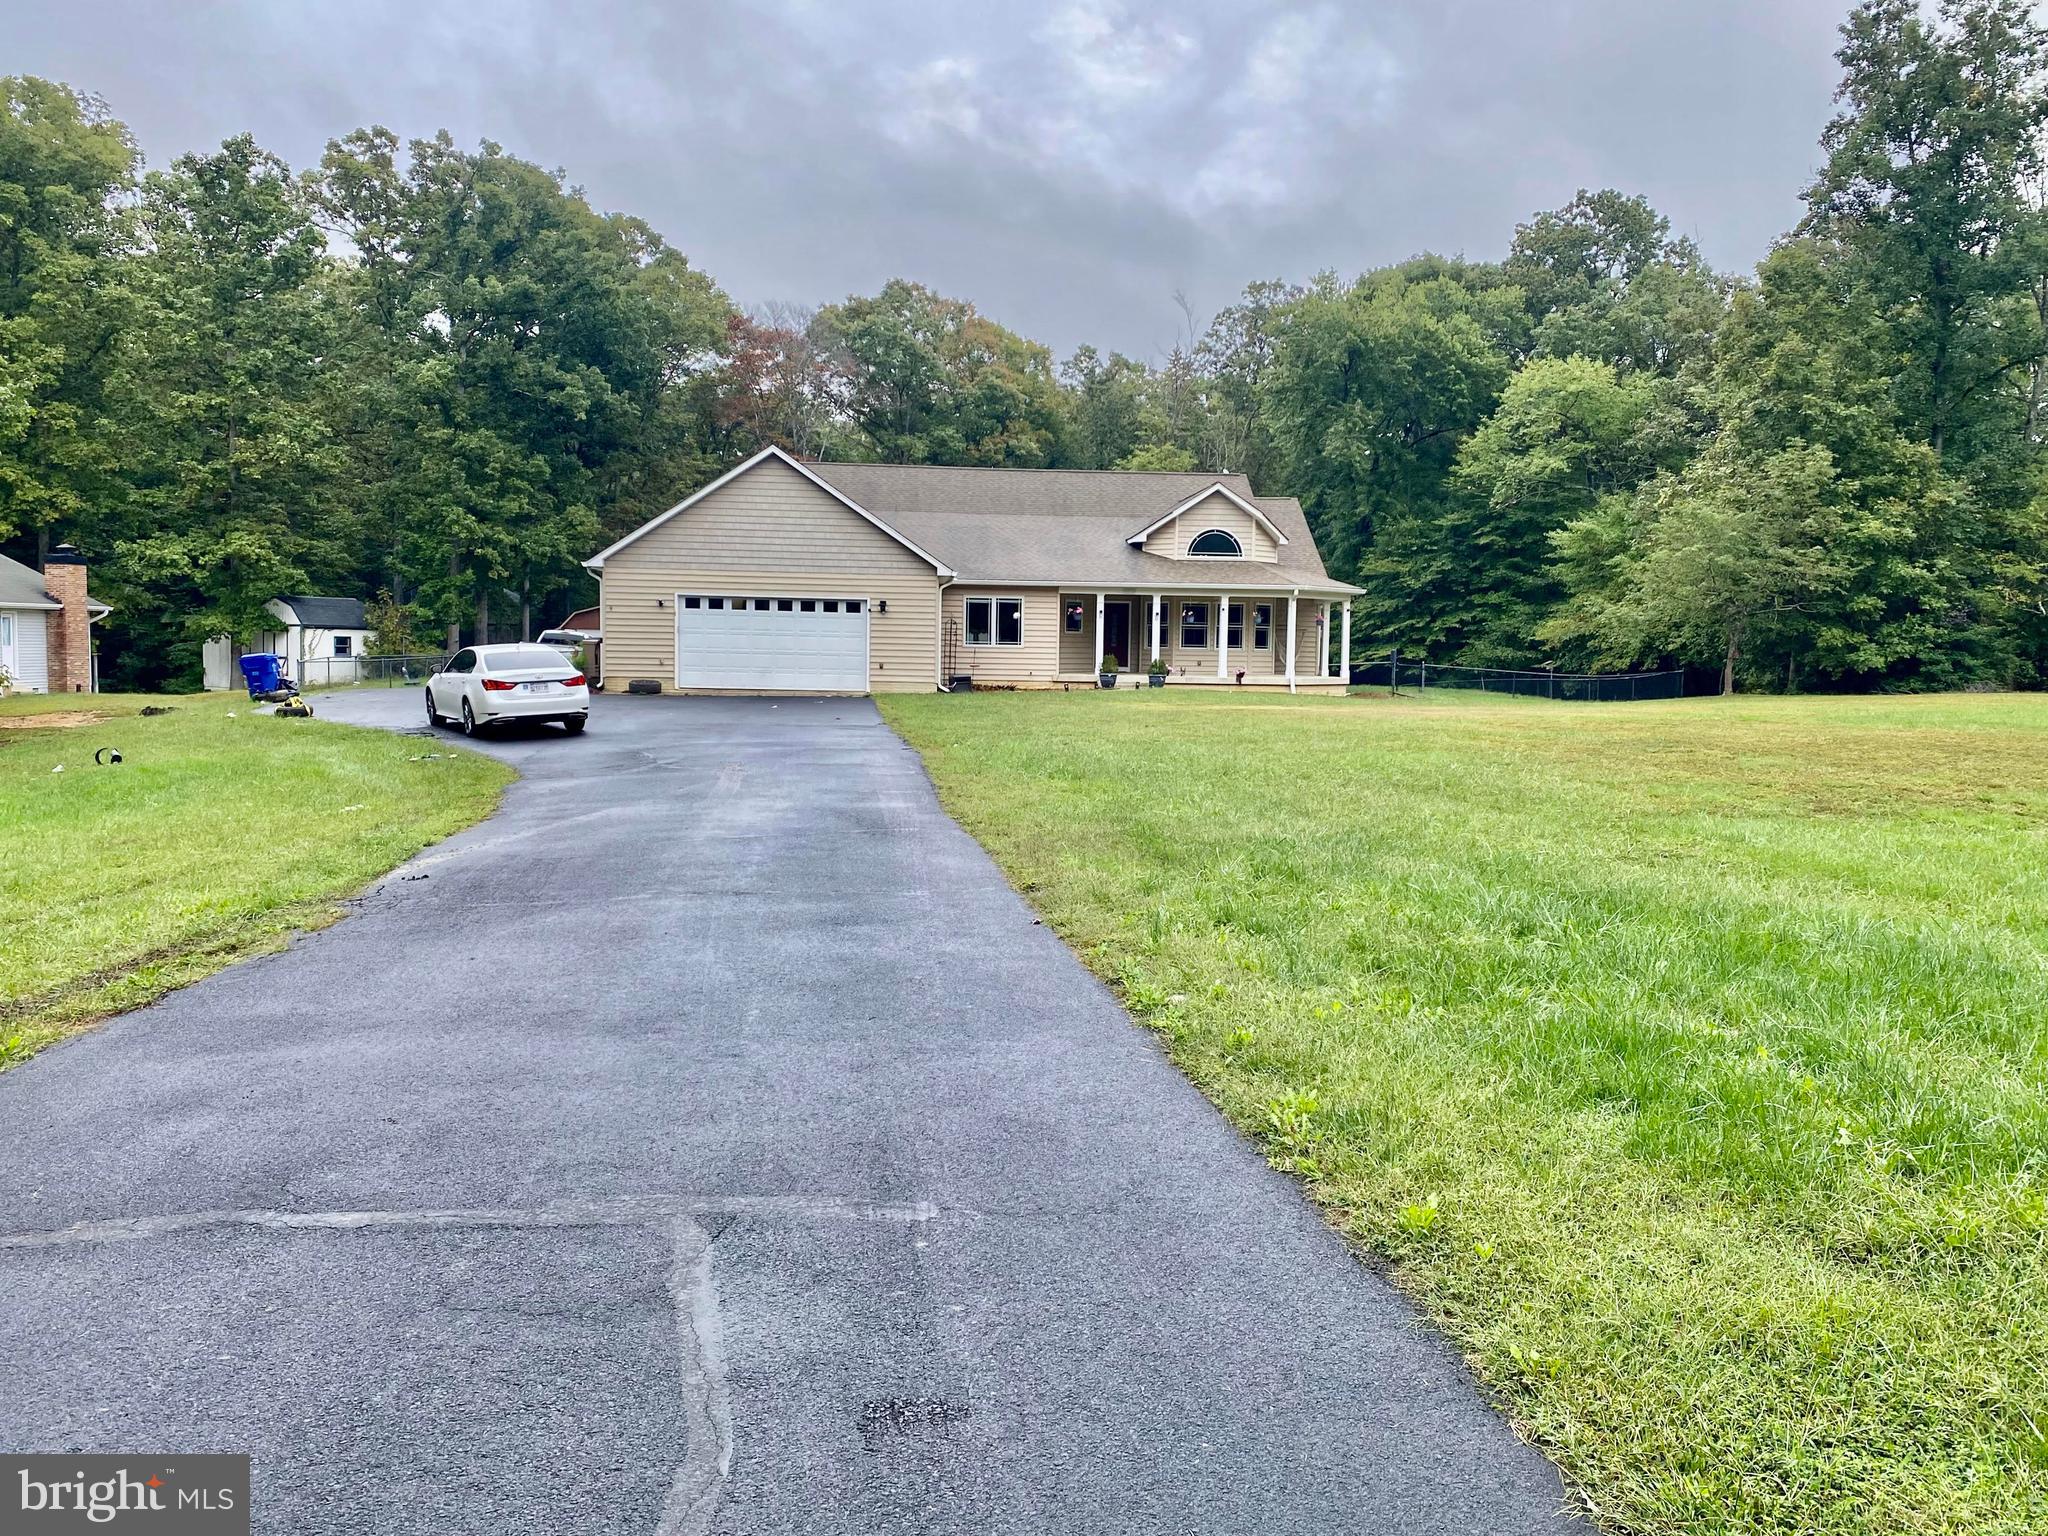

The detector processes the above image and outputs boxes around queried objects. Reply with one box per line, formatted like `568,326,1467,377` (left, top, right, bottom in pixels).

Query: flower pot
1098,672,1118,688
1148,672,1166,688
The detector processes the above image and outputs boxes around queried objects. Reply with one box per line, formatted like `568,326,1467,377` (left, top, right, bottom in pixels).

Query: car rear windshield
484,647,576,672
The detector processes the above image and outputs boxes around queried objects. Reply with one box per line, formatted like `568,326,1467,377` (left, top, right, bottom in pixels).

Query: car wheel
424,688,443,727
563,715,587,734
460,699,477,736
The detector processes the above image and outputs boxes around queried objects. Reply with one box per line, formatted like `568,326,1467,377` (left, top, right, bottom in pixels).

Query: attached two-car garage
587,448,948,694
674,594,870,693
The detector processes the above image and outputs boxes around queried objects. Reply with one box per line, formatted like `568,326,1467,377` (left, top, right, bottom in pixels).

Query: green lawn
878,687,2048,1536
0,692,511,1067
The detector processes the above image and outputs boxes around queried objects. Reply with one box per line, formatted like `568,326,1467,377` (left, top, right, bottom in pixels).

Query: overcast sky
16,0,1850,359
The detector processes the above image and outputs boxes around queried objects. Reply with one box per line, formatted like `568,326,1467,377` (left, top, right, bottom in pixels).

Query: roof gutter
950,577,1362,596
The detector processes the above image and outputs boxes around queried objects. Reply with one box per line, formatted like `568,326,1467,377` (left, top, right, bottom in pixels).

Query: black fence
1350,656,1685,701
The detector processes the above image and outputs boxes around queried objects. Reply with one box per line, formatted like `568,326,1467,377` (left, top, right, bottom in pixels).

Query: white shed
203,595,373,690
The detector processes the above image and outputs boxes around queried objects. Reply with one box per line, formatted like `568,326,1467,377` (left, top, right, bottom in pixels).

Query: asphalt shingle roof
0,552,58,608
276,595,369,628
803,462,1359,594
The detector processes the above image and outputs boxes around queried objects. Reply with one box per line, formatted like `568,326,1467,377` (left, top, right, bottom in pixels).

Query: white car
426,644,590,735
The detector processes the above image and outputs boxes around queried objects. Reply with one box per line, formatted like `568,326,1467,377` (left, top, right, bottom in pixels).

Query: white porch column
1150,593,1161,665
1286,595,1298,693
1322,601,1333,678
1218,594,1231,680
1340,601,1352,686
1093,591,1105,677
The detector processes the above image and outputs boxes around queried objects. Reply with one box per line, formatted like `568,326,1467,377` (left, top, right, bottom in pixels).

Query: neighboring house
0,545,108,694
587,447,1361,695
554,605,600,634
202,596,372,690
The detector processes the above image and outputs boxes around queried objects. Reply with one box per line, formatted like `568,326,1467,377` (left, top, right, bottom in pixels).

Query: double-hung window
1179,601,1209,649
966,597,1023,646
1226,603,1244,650
1253,603,1272,650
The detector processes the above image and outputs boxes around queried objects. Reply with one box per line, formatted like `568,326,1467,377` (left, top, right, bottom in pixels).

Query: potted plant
1147,658,1167,688
1098,655,1120,689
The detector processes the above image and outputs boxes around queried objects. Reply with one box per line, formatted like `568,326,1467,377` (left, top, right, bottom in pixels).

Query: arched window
1188,528,1242,556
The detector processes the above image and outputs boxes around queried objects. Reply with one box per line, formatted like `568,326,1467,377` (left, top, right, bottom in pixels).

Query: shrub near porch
878,687,2048,1536
0,693,511,1066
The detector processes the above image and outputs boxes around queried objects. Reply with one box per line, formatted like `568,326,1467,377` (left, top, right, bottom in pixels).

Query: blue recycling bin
238,653,284,698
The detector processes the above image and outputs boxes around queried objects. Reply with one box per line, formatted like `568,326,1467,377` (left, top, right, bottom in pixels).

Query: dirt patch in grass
0,710,108,730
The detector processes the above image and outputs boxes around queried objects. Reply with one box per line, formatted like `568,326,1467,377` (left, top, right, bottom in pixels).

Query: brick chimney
43,544,93,694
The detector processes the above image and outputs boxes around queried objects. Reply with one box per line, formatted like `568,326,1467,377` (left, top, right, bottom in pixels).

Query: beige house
587,447,1360,695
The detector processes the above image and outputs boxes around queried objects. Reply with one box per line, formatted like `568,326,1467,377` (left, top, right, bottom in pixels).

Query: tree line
4,0,2045,691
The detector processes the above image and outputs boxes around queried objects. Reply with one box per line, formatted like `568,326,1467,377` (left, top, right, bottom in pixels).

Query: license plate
521,681,554,692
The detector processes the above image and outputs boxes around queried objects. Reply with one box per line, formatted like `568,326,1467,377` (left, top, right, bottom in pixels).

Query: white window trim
1225,601,1246,650
964,594,1026,647
1179,600,1211,650
1188,528,1244,558
1252,602,1272,650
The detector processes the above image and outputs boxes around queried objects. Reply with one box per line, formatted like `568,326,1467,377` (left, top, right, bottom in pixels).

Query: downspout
935,576,954,691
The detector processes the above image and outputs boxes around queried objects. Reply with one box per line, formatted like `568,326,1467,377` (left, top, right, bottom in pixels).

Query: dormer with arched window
1187,528,1242,556
1130,484,1285,561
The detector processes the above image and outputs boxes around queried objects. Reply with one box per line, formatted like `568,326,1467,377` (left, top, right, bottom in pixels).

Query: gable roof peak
584,444,955,574
1128,481,1289,547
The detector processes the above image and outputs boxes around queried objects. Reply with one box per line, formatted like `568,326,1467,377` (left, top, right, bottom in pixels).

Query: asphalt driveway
0,689,1576,1534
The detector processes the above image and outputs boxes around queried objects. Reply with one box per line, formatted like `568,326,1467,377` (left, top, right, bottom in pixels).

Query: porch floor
1051,672,1347,691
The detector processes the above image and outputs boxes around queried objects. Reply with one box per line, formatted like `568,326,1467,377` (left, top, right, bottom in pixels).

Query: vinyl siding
1062,593,1331,679
943,586,1060,683
599,455,942,692
1056,594,1174,674
1141,492,1279,561
1,607,49,692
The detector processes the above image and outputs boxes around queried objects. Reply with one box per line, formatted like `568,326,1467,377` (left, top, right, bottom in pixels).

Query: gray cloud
14,0,1847,358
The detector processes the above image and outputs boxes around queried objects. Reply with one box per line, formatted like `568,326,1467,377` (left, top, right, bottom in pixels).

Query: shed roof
276,595,369,629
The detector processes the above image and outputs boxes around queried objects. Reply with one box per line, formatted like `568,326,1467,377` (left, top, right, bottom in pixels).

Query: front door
1102,601,1132,669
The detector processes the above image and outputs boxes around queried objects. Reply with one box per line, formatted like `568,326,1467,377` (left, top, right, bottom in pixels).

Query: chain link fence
1351,654,1685,701
295,653,452,689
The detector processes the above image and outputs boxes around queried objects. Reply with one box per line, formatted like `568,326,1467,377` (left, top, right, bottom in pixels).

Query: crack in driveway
1,1193,939,1536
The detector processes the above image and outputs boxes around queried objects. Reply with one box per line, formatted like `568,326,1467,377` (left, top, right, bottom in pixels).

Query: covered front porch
1055,590,1351,690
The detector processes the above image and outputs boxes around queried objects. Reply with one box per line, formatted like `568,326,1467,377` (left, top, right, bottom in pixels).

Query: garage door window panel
675,593,871,693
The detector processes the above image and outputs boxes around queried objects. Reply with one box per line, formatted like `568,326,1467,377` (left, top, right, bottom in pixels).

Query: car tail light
481,678,516,691
563,674,586,687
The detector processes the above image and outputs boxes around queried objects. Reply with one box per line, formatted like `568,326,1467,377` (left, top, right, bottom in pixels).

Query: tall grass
881,689,2048,1536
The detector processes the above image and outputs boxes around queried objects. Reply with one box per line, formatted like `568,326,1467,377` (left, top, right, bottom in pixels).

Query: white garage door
675,594,870,692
